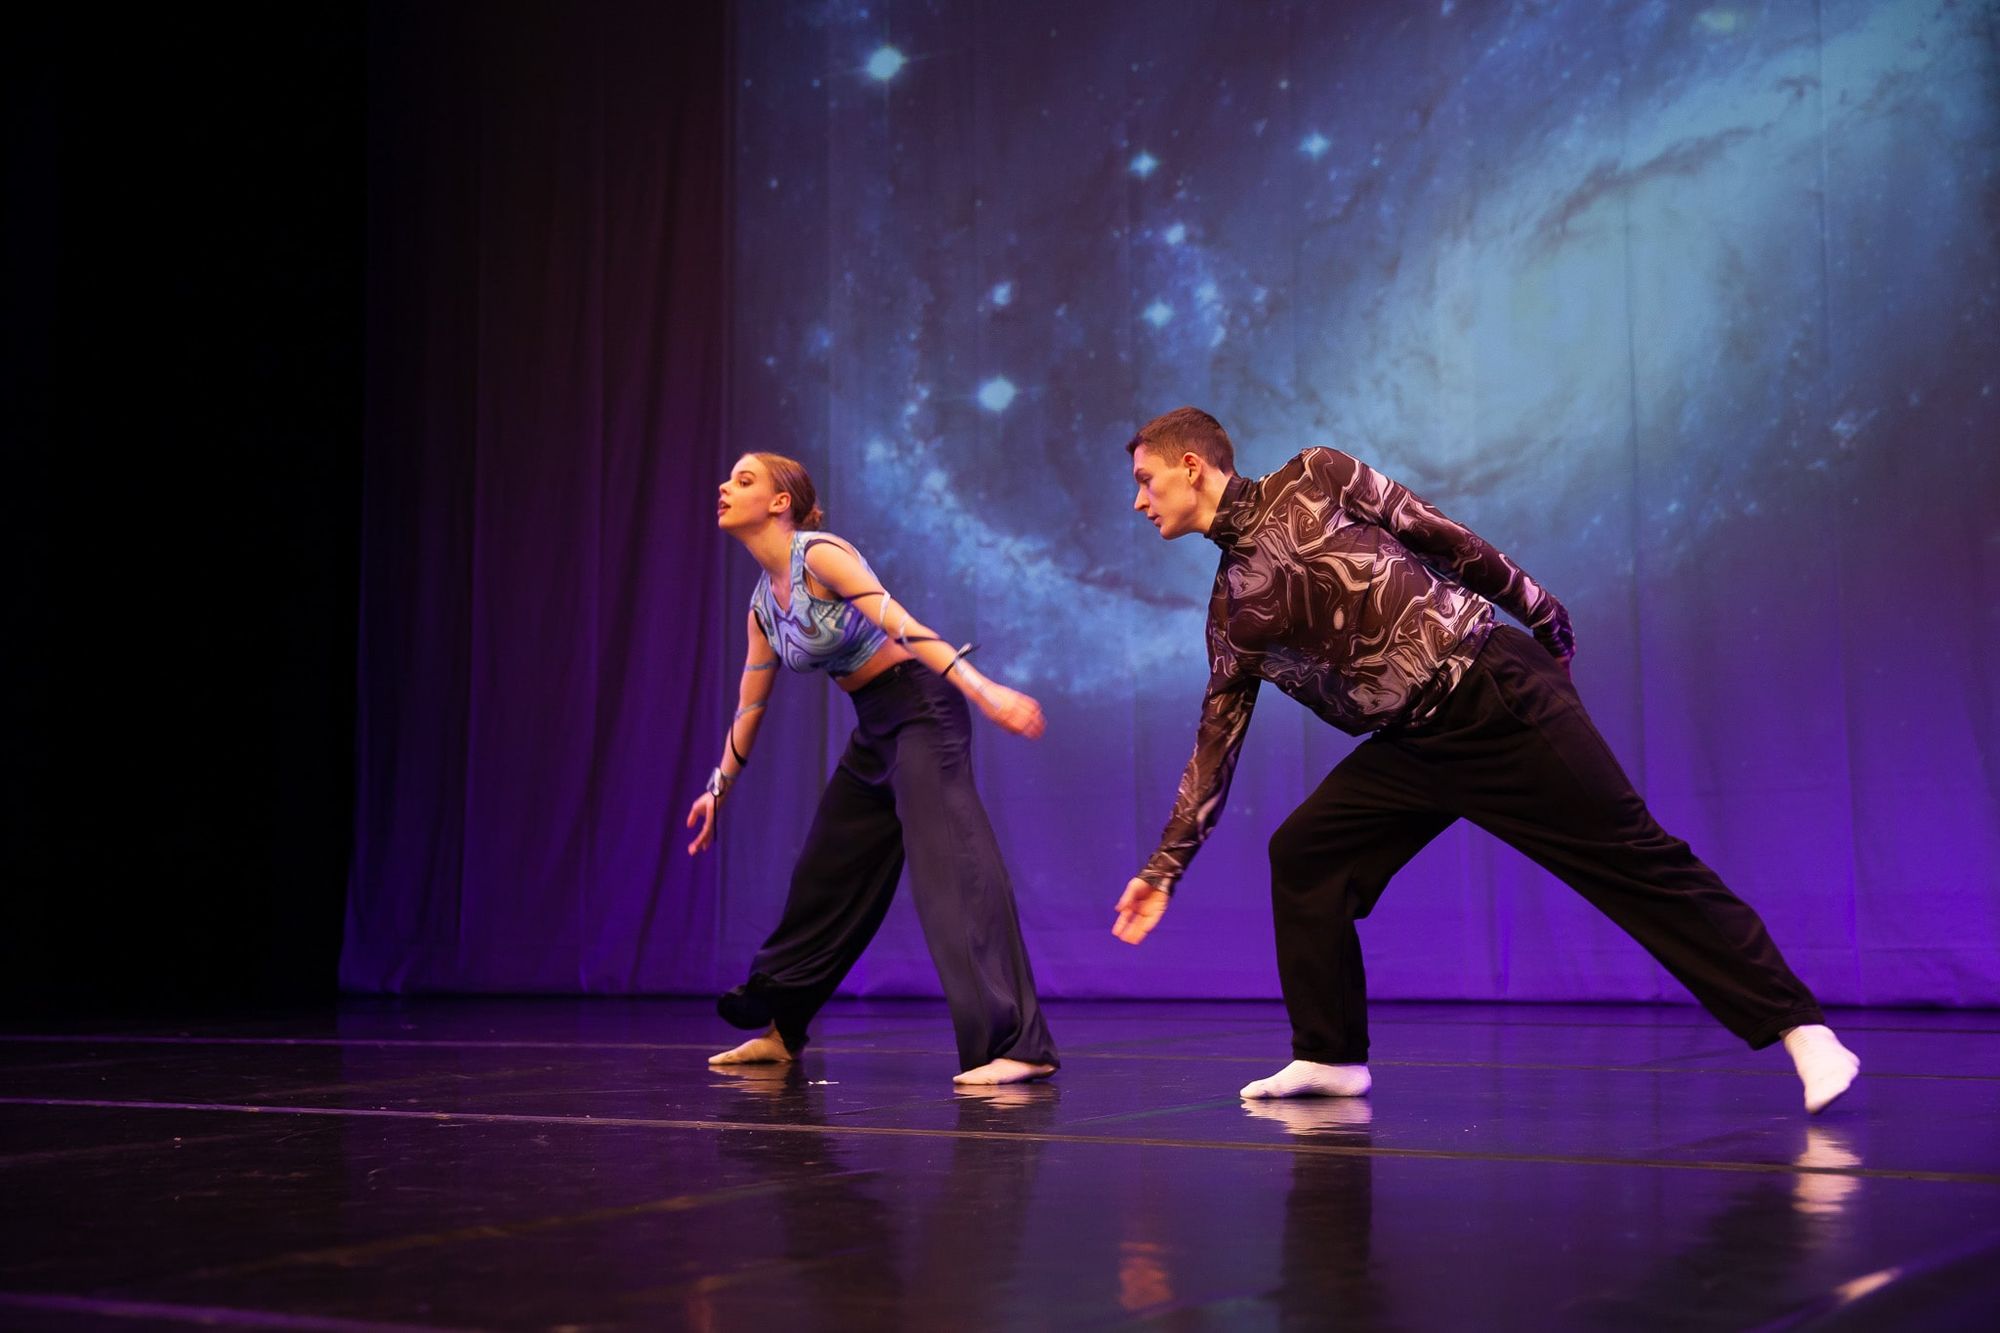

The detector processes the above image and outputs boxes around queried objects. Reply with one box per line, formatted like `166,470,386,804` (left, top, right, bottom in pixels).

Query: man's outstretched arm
1116,672,1259,945
1302,446,1575,665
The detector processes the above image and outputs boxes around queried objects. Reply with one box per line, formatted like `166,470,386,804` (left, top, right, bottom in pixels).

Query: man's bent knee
1268,819,1313,870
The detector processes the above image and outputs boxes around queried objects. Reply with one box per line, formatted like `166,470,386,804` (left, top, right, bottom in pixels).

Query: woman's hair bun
753,452,823,530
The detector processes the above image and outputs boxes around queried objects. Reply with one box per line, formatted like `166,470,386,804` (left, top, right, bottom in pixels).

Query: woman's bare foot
952,1058,1056,1086
708,1025,793,1065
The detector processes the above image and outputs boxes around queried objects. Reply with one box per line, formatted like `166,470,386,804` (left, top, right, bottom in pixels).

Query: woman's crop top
748,532,890,676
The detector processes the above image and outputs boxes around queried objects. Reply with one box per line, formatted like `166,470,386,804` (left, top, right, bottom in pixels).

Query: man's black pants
733,661,1058,1072
1270,627,1826,1065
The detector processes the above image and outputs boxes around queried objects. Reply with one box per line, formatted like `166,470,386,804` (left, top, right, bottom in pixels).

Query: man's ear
1181,451,1202,480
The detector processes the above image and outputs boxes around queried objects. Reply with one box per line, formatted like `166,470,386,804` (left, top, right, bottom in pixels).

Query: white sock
953,1058,1057,1086
708,1026,793,1066
1239,1059,1372,1099
1782,1024,1859,1114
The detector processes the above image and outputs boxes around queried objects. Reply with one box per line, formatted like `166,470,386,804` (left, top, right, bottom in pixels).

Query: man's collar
1204,473,1257,548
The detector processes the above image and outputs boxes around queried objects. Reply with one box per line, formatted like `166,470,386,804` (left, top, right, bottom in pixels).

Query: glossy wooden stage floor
2,1000,1997,1331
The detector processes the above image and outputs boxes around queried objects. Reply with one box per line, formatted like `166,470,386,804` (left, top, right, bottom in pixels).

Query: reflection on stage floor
2,999,1996,1330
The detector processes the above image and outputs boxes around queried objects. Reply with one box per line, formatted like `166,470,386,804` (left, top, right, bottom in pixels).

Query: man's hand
685,793,718,855
976,683,1047,739
1534,608,1576,677
1113,877,1170,945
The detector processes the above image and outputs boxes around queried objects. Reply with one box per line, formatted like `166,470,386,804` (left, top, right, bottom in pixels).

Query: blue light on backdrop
718,0,2000,1005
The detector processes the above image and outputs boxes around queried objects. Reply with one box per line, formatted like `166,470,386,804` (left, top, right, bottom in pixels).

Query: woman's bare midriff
835,639,915,692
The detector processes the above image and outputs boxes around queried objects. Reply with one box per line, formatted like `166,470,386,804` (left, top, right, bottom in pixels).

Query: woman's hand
685,792,719,855
975,683,1046,739
1113,877,1170,945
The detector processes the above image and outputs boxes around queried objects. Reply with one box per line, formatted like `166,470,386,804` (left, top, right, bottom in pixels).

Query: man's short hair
1127,406,1236,475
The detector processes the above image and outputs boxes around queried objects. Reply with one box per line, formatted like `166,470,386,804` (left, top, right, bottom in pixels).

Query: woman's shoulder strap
798,531,861,560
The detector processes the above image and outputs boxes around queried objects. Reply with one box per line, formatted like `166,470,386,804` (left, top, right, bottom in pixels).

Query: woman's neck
738,521,796,583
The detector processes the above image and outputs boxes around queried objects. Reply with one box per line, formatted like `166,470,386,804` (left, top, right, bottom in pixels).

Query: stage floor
2,999,1996,1330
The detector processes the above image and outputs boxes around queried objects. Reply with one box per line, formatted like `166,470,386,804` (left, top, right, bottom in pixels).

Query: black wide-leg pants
735,661,1058,1072
1269,627,1825,1066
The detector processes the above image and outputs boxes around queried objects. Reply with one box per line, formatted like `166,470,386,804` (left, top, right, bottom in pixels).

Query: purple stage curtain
342,2,731,991
347,1,2000,1007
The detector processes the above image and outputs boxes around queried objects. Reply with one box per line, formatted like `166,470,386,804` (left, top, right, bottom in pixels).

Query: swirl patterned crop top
749,532,890,676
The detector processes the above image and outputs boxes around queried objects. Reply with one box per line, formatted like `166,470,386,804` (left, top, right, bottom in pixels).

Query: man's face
1132,446,1201,539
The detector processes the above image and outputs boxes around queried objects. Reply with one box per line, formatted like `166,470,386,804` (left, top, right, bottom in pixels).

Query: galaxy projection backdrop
706,0,2000,1007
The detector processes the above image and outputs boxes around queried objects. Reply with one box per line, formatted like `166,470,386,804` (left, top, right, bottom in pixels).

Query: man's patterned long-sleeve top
1138,446,1575,892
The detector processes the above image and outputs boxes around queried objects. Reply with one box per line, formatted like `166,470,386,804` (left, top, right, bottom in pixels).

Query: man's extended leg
1441,629,1855,1111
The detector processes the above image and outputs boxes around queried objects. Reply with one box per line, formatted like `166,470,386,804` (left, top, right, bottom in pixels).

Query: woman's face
717,454,787,532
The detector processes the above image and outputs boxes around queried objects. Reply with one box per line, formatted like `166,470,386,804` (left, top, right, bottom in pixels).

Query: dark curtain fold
343,1,731,991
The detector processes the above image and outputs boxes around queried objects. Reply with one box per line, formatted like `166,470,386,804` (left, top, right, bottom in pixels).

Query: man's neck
1191,470,1234,535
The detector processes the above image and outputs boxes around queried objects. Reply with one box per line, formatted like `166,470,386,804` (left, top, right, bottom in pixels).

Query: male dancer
1111,408,1858,1114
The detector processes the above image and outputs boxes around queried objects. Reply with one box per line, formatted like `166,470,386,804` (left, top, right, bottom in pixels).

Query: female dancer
686,452,1058,1086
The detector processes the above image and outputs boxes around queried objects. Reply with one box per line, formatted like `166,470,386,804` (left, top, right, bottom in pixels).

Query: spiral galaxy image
724,0,1999,1001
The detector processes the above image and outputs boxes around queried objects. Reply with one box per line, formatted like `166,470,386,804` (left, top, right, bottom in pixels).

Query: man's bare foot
708,1025,793,1065
952,1058,1056,1086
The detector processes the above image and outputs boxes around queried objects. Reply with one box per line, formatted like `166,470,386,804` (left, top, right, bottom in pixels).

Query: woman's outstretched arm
801,537,1046,740
686,609,779,854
